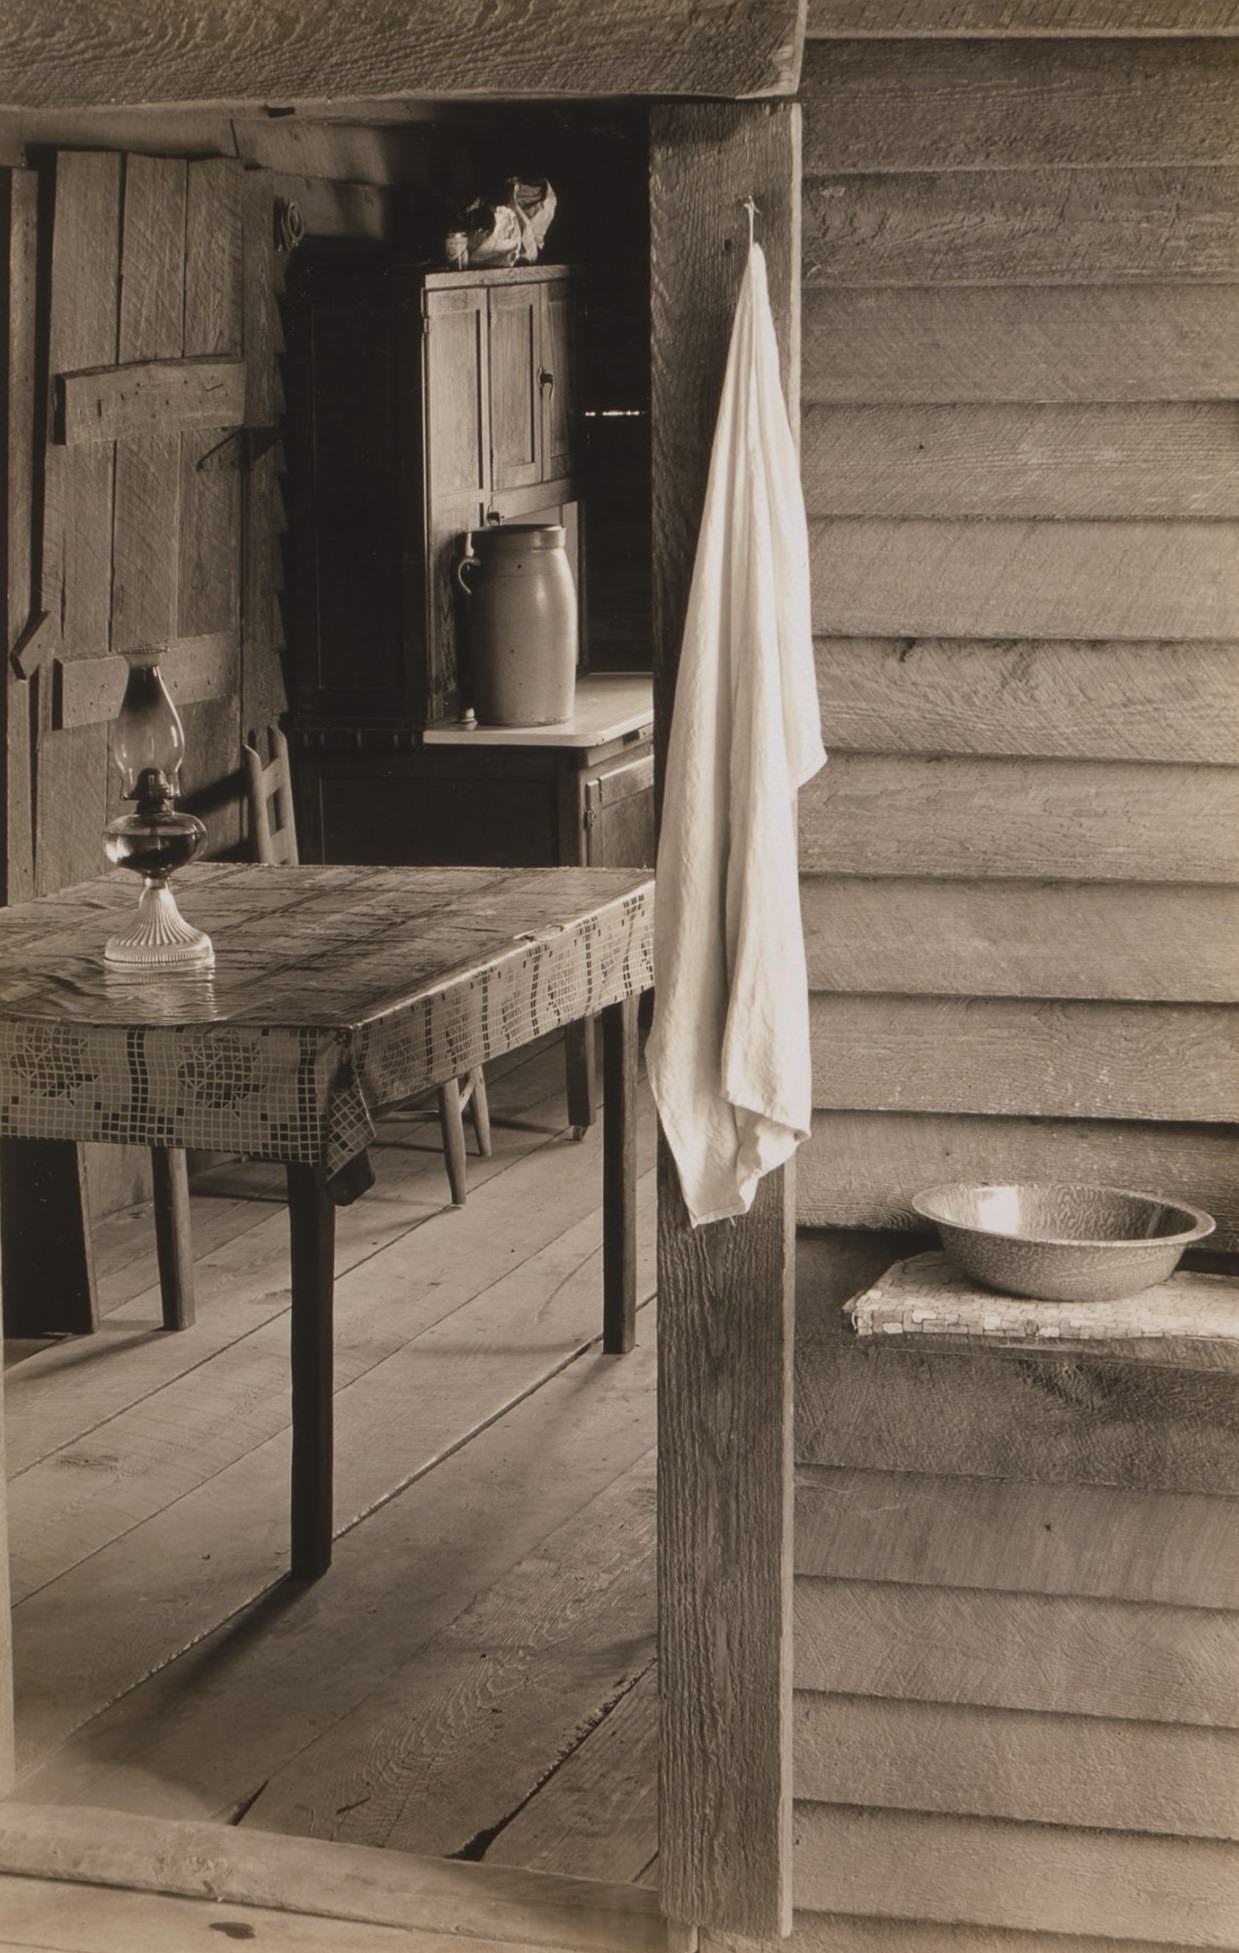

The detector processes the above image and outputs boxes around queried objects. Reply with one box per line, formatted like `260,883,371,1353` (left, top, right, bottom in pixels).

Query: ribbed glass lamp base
104,880,215,972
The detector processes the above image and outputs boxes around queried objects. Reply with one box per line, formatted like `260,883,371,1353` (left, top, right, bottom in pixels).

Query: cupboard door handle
538,367,555,395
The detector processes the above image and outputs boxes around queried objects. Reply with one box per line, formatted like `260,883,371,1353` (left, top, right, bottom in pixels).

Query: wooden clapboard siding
796,1270,1239,1494
791,1805,1239,1947
794,1465,1239,1610
806,994,1239,1123
814,640,1239,764
796,27,1239,1337
802,286,1239,403
803,879,1239,1004
801,38,1239,170
802,169,1239,286
794,1693,1239,1839
708,1919,1223,1953
809,520,1239,640
799,755,1239,883
808,1,1239,32
802,404,1239,519
798,1113,1239,1245
794,1579,1239,1726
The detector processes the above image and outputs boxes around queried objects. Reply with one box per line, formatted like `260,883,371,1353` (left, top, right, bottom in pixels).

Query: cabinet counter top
422,673,653,751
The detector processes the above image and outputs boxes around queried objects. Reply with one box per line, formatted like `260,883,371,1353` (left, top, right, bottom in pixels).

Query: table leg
601,995,639,1355
0,1138,98,1337
286,1162,335,1579
565,1018,598,1139
151,1147,195,1330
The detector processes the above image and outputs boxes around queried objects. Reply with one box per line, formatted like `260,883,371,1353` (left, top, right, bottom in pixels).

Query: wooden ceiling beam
0,0,804,112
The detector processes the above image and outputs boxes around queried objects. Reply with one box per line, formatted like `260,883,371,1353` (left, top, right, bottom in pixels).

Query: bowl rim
910,1180,1216,1252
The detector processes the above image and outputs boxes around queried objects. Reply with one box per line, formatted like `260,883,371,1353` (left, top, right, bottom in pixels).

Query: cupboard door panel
425,286,488,501
541,278,576,480
488,284,542,491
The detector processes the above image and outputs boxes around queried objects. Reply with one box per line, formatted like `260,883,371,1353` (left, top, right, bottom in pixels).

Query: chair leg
151,1146,195,1330
437,1078,469,1206
468,1067,492,1157
564,1019,597,1140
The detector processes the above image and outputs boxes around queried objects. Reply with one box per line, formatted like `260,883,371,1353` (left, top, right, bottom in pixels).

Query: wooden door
487,281,542,492
4,150,249,905
540,277,576,483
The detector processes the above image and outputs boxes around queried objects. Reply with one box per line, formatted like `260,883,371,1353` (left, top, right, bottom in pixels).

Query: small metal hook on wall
741,196,760,248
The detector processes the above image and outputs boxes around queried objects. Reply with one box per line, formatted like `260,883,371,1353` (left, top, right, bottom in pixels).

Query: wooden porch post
650,100,802,1943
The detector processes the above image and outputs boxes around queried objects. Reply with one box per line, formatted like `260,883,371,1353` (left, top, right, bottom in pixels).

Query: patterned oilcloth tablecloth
847,1250,1239,1346
0,863,654,1176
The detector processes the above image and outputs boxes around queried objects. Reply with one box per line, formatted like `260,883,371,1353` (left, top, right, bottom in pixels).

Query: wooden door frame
0,52,805,1952
650,101,802,1943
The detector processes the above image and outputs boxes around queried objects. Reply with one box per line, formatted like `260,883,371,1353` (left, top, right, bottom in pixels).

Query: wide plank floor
2,1034,660,1890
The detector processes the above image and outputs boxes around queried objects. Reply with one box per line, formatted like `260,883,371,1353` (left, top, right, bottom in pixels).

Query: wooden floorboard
3,1040,568,1477
6,1043,661,1897
244,1446,657,1855
6,1087,654,1605
487,1663,660,1884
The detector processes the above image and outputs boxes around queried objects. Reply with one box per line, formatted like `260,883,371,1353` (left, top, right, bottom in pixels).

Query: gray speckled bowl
911,1181,1215,1304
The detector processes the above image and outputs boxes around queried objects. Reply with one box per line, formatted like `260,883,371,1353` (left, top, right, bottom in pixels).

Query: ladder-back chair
242,726,491,1206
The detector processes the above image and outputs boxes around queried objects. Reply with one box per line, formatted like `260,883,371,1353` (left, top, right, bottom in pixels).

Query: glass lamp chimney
113,651,186,801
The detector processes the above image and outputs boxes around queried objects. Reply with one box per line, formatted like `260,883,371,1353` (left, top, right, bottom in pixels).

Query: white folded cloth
647,241,826,1227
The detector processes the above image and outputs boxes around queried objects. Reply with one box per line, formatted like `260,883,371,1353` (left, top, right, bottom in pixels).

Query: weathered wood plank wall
1,150,289,1220
790,22,1239,1947
796,28,1239,1242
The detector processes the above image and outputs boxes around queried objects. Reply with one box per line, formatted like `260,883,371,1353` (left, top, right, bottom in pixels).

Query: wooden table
0,862,654,1578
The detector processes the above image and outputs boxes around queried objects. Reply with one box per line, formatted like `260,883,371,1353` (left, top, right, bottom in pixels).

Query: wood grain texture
268,172,392,242
0,1804,680,1953
793,1804,1239,1945
794,1465,1239,1610
707,1915,1211,1953
245,1450,655,1854
802,169,1239,285
795,1578,1239,1727
487,1665,659,1884
110,154,185,657
38,150,121,898
799,754,1239,883
56,356,244,443
808,0,1239,30
15,1215,657,1828
179,157,243,856
0,0,803,107
806,993,1239,1123
813,638,1239,764
803,877,1239,1005
54,631,235,728
794,1692,1239,1838
801,38,1239,169
0,1874,521,1953
802,405,1239,519
809,520,1239,641
2,167,38,906
801,286,1239,403
651,98,800,1943
795,1245,1239,1486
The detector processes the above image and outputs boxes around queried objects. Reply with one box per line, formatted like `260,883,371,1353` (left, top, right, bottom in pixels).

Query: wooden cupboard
284,253,579,732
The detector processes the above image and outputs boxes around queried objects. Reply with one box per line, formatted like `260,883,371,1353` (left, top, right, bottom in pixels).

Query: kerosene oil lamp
102,650,214,971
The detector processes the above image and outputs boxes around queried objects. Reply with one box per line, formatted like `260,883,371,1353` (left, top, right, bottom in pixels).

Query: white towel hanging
646,240,826,1228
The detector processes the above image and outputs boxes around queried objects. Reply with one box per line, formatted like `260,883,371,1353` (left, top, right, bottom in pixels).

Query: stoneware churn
456,524,577,726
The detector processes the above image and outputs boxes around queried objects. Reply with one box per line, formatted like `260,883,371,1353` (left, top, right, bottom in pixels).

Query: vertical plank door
650,100,802,1944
